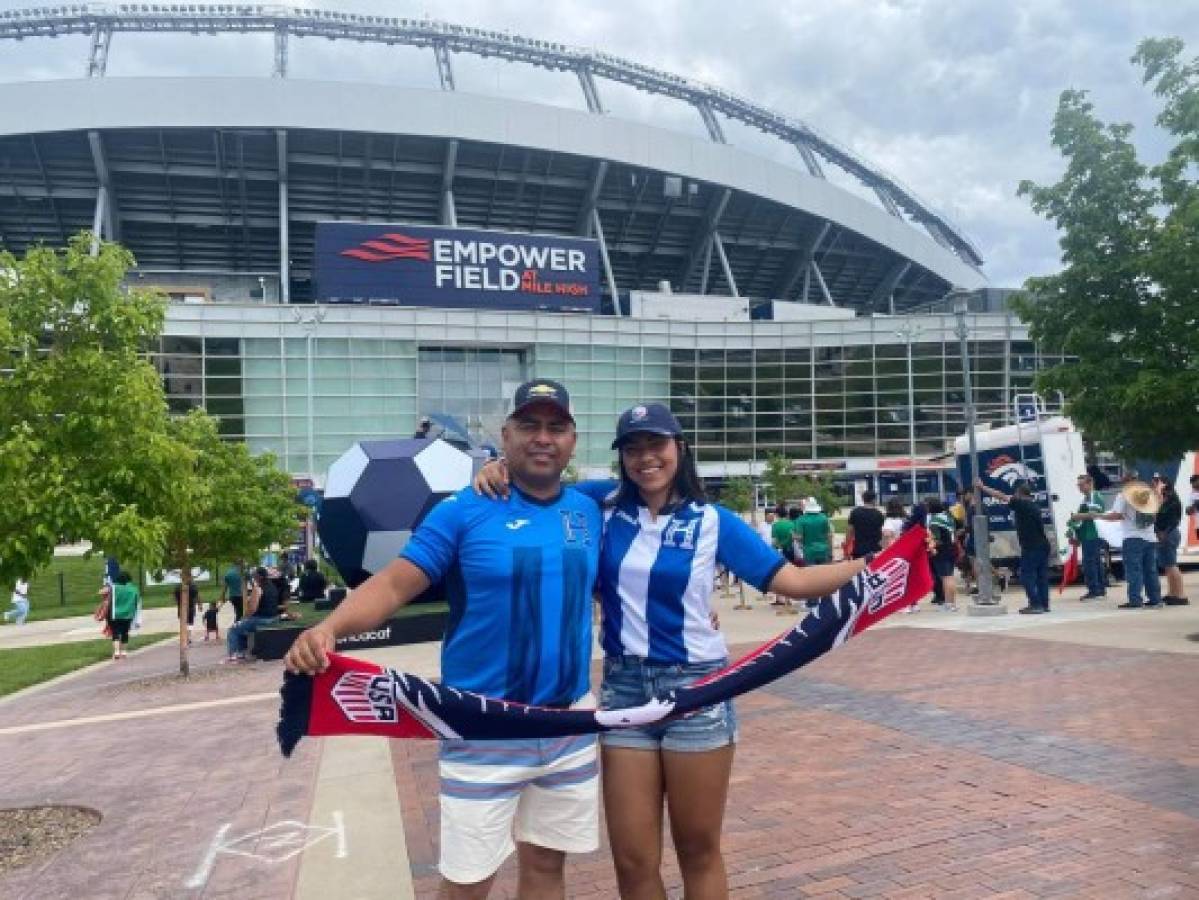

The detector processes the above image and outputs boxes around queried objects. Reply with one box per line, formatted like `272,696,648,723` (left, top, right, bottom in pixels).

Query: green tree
0,235,179,589
157,411,301,675
719,476,753,514
1015,38,1199,461
796,474,844,517
761,452,801,508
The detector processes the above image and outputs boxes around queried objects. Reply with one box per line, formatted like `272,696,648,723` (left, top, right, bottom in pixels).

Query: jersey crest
661,517,701,551
561,509,592,546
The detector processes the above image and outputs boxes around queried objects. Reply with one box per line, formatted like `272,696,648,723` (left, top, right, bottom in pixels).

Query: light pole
952,292,1003,613
294,306,328,483
894,322,923,507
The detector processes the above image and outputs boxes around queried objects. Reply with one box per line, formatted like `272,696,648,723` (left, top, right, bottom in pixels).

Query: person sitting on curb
297,558,329,603
223,566,280,663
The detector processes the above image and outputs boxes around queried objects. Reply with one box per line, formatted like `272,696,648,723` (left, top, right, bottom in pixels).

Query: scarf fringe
277,670,313,758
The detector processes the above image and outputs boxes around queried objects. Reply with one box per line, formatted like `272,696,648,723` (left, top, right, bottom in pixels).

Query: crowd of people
1069,470,1194,609
82,557,332,662
752,468,1195,619
756,489,973,613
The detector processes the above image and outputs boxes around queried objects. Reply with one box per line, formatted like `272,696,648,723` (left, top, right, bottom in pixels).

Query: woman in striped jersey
478,402,865,898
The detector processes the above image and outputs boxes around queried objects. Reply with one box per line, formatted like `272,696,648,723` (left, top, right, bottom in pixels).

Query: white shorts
437,698,599,885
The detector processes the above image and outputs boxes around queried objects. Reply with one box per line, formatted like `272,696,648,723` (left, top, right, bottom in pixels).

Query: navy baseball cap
612,402,683,448
510,379,573,421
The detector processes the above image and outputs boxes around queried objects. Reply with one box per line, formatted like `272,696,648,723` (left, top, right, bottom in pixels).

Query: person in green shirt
1069,473,1107,600
797,499,834,565
110,571,141,660
771,504,797,564
795,499,835,612
769,505,801,612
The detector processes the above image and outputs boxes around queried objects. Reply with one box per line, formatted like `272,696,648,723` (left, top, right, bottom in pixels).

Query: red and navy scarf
277,526,932,755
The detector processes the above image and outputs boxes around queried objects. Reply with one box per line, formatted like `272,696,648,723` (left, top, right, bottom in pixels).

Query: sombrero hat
1121,481,1161,515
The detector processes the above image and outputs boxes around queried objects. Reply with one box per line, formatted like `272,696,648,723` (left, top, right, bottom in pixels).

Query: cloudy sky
2,0,1196,287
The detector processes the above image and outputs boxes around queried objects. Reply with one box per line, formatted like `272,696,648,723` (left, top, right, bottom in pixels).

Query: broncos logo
987,455,1038,487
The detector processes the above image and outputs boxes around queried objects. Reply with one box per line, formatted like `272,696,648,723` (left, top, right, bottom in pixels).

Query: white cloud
1,0,1197,287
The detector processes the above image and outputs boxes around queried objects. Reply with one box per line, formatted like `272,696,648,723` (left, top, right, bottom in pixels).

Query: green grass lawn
0,633,173,697
0,555,201,625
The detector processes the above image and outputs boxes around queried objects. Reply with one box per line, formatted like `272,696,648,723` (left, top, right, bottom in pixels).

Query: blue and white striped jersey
576,483,785,664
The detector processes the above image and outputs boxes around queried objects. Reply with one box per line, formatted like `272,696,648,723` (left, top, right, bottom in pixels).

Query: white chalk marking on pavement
186,822,231,889
185,817,346,888
295,737,412,899
333,810,348,859
0,691,276,737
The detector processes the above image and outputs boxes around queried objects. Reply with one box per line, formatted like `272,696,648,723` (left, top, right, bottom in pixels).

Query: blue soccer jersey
582,486,785,664
401,484,601,707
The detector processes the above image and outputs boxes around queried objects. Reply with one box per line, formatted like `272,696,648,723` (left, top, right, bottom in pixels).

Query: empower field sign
314,222,600,313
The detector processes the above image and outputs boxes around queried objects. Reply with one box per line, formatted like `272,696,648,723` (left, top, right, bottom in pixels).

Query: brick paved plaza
1,592,1197,898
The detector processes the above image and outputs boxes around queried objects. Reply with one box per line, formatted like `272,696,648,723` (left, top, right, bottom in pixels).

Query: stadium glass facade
157,302,1055,482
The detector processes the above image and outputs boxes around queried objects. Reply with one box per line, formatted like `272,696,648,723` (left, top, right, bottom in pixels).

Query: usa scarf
277,525,932,756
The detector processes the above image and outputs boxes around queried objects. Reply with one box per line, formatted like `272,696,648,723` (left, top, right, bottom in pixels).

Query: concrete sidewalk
0,605,223,650
2,572,1197,899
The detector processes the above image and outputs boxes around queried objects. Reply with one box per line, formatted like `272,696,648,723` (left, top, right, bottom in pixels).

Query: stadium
0,5,1053,491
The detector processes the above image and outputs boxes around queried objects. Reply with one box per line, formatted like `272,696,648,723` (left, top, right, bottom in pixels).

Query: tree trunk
178,560,191,678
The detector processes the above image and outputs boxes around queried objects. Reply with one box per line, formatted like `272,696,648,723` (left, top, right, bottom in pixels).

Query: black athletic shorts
932,552,956,578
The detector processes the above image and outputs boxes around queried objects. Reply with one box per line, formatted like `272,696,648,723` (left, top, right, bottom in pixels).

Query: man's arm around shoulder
285,559,430,674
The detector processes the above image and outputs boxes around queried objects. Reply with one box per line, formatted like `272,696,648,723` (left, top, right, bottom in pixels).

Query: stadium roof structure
0,4,986,310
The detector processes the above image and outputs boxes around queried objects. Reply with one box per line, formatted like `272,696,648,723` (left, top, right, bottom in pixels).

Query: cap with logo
612,402,683,449
510,379,573,421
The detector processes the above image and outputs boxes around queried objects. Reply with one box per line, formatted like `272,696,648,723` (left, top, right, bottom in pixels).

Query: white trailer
1167,451,1199,559
954,415,1089,565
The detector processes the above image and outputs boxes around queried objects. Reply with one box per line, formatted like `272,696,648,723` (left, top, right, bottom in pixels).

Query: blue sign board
957,441,1053,537
314,222,601,313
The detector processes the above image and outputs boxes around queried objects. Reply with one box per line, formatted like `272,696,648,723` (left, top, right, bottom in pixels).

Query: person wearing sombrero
1075,479,1163,609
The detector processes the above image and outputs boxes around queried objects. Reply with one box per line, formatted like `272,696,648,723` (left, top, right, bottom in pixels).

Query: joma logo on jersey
661,518,701,550
561,510,591,545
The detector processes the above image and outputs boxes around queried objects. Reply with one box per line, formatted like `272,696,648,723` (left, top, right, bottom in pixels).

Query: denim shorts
1158,528,1180,568
599,656,737,752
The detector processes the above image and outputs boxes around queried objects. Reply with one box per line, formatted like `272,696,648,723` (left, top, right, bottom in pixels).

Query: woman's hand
472,458,510,499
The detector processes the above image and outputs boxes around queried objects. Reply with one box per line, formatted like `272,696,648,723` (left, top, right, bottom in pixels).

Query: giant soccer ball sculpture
317,438,486,589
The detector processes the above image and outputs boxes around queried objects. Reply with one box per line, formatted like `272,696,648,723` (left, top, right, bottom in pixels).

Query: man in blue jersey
286,379,602,899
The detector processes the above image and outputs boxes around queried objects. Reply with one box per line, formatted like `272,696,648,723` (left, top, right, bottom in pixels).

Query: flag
1058,543,1080,595
277,526,933,756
